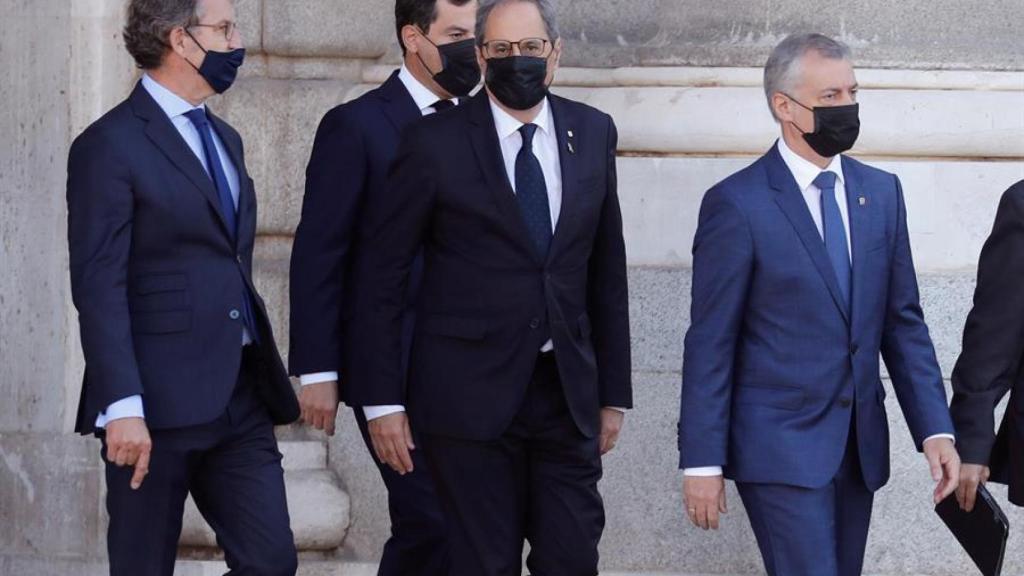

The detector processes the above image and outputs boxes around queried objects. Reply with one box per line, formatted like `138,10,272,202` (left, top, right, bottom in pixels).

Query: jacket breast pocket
419,314,488,341
733,384,806,411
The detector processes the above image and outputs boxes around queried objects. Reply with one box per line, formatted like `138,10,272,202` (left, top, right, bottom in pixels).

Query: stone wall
1,0,1022,574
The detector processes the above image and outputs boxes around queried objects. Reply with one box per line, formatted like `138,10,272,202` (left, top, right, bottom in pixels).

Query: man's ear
476,45,487,76
550,38,563,69
168,26,189,58
401,24,421,55
772,92,792,123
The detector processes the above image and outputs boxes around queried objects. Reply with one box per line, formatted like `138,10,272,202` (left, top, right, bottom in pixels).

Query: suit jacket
950,179,1024,506
678,143,954,491
288,71,427,405
348,91,632,441
67,81,299,435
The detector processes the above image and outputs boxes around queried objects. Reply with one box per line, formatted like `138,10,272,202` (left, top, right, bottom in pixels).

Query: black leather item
935,485,1009,576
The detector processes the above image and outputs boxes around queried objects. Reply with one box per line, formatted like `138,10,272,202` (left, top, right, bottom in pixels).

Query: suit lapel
843,156,872,327
547,95,579,262
208,110,251,247
378,70,423,136
130,83,235,243
768,144,851,325
467,92,542,264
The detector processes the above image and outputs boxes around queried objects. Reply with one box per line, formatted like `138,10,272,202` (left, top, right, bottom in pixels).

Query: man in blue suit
289,1,479,573
67,0,299,574
678,33,961,576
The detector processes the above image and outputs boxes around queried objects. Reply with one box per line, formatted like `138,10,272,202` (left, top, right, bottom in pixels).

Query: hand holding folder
935,484,1009,576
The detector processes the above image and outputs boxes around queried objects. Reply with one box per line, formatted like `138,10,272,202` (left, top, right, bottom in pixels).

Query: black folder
935,485,1010,576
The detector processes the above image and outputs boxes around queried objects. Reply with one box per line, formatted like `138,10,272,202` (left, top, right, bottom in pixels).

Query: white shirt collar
488,95,554,142
777,135,845,191
141,73,205,121
398,64,453,113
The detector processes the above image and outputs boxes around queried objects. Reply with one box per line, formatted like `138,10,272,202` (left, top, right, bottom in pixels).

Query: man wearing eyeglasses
289,1,480,574
66,0,299,574
347,0,632,573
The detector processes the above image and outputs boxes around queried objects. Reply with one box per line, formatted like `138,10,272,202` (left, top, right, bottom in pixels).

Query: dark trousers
736,421,874,576
353,409,450,576
102,347,297,576
422,353,605,576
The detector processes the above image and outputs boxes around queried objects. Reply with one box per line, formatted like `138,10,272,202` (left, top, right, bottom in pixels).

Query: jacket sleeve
67,129,144,416
345,122,437,406
288,108,368,378
678,186,753,469
880,175,955,449
949,182,1024,464
588,115,633,408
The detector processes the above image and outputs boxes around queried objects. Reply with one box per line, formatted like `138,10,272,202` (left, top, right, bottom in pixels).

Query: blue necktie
515,124,553,258
815,171,851,311
184,108,259,342
184,108,237,238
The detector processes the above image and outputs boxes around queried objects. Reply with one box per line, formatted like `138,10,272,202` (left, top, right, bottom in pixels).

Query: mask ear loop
181,28,209,74
413,28,443,77
782,92,816,135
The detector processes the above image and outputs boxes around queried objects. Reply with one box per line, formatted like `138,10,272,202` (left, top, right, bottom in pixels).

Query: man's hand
105,417,152,490
923,437,960,504
956,463,991,512
599,408,624,455
368,412,415,475
299,380,340,436
683,475,727,530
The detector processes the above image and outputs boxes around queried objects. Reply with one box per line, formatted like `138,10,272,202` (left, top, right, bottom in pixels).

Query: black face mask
417,34,481,98
786,95,860,157
485,55,549,110
185,30,245,94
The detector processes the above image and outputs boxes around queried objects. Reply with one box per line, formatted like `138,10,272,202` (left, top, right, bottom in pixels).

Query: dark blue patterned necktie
515,123,552,258
815,171,851,311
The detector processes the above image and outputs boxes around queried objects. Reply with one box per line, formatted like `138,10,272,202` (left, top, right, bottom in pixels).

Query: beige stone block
263,0,393,58
210,78,357,236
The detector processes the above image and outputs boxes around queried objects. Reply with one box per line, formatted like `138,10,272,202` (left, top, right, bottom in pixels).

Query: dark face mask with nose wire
415,30,481,98
785,94,860,158
185,29,246,94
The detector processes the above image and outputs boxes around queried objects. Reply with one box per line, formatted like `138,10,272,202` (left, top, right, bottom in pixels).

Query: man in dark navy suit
951,179,1024,511
66,0,299,574
348,1,632,573
678,33,960,576
289,1,479,573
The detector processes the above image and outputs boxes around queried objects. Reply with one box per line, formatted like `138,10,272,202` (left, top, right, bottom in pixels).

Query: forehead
435,0,478,26
795,50,857,91
484,1,548,40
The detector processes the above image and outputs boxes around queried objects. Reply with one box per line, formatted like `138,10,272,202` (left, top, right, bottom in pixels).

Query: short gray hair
475,0,560,46
763,33,852,121
123,0,204,69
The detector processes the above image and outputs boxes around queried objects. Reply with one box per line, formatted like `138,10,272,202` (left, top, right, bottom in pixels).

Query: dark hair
123,0,201,69
395,0,475,54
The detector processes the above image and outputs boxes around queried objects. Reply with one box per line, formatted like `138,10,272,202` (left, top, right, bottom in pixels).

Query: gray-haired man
346,0,632,574
678,33,958,576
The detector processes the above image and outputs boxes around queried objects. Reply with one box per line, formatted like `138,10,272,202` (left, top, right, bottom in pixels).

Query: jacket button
229,309,241,320
529,318,541,329
850,344,859,355
839,397,853,408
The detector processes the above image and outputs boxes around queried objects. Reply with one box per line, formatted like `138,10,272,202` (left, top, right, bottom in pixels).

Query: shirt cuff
300,372,338,386
605,406,628,413
924,433,955,445
363,405,406,421
683,466,723,477
95,395,145,428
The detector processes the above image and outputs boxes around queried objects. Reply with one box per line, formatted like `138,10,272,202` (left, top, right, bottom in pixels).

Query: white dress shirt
95,74,246,429
298,65,456,422
684,137,951,477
